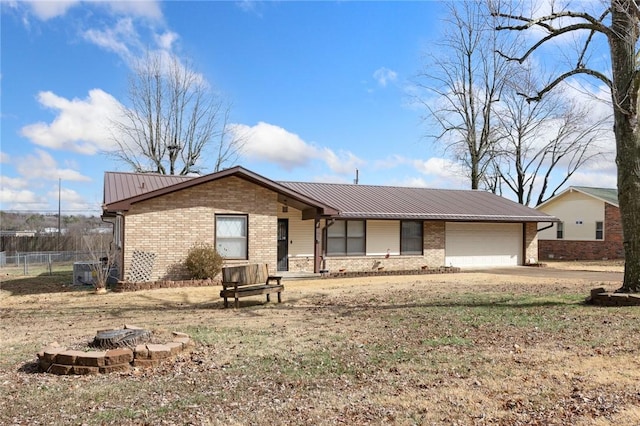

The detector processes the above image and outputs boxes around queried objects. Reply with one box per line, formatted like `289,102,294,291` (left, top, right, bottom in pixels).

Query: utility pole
58,178,61,251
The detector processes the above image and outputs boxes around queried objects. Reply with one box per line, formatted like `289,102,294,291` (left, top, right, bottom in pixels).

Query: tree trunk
615,113,640,292
610,0,640,292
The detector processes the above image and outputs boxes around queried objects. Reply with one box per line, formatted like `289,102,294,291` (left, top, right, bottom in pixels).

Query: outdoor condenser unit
73,261,100,286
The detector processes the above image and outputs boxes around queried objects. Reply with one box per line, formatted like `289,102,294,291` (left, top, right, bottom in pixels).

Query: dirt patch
2,264,639,425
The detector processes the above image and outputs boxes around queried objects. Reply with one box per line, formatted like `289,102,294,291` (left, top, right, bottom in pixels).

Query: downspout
537,222,554,232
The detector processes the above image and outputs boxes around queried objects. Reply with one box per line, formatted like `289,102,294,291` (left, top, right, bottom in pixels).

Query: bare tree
416,1,517,189
112,51,244,175
491,65,608,206
82,233,119,294
493,1,640,292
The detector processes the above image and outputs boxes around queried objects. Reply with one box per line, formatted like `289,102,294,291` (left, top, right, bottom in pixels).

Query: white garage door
445,222,522,267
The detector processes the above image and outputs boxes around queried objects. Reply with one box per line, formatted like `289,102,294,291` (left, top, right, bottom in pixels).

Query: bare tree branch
110,51,243,176
494,0,640,291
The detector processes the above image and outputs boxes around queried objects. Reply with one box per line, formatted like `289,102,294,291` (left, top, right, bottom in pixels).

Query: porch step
277,271,322,280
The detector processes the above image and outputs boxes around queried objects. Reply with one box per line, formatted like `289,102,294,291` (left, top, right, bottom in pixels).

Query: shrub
184,242,223,279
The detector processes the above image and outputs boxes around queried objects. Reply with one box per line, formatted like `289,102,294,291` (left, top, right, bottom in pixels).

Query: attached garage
445,222,523,267
104,167,555,280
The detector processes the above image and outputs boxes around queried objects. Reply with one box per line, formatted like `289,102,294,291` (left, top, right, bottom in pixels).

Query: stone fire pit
37,325,194,375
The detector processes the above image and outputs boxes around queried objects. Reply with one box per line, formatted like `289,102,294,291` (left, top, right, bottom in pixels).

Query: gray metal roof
279,181,555,222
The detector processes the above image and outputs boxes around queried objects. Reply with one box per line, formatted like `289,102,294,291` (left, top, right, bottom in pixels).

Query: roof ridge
279,180,484,192
572,185,617,190
105,171,196,178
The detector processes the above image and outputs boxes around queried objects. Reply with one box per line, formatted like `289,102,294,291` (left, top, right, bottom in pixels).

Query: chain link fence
0,251,97,276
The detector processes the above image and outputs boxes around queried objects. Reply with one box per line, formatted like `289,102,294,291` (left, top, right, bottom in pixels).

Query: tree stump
90,329,151,349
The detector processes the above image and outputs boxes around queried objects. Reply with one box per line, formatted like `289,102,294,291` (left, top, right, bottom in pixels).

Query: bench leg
223,296,229,308
277,291,282,303
235,295,239,309
266,293,271,303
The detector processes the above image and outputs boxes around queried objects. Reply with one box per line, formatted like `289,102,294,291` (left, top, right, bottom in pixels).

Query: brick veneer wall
538,204,624,260
524,222,539,264
123,177,278,281
323,221,446,273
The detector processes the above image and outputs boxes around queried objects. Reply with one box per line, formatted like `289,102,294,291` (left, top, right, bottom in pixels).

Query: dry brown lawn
1,262,639,425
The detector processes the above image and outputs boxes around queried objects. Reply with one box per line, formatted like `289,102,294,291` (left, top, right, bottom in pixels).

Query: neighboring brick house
102,166,556,281
536,186,623,260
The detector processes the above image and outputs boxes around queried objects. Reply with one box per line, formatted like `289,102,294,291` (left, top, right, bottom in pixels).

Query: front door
277,219,288,271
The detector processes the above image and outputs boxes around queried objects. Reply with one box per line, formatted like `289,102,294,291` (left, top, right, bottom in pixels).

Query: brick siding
122,177,278,281
538,204,624,260
321,221,446,273
524,222,539,264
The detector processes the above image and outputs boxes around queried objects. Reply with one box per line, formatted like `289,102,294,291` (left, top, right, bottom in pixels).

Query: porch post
314,217,321,273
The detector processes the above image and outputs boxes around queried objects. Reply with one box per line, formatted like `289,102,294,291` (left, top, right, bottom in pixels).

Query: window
596,221,604,240
401,220,423,255
556,222,564,239
216,215,248,259
327,220,365,256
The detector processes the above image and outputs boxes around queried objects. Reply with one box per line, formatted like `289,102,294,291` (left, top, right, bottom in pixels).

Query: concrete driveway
465,266,623,282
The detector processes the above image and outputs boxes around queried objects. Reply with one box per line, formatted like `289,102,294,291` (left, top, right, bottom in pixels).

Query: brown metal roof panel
278,181,555,221
103,172,194,206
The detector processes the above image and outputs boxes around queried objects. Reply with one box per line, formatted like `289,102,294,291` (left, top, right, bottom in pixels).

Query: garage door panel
445,223,522,267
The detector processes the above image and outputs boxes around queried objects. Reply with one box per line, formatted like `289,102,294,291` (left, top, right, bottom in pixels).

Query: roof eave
103,166,339,214
332,212,559,222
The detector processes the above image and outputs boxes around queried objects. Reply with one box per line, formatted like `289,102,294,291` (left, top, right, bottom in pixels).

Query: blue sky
0,1,617,216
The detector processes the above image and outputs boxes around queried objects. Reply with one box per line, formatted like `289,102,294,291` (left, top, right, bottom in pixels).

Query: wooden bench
220,264,283,308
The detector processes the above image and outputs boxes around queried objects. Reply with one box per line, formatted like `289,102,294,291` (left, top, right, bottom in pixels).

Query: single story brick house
536,186,623,260
102,166,556,281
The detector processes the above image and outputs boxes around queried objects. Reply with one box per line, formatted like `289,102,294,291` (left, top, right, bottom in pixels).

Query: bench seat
220,264,283,308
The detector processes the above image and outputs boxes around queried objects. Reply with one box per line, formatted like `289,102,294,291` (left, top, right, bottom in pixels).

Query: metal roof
102,167,556,222
103,171,193,205
536,186,619,210
571,186,619,207
102,167,339,215
279,181,555,222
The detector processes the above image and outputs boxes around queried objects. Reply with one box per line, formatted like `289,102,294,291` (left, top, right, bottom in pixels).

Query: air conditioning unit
73,261,100,286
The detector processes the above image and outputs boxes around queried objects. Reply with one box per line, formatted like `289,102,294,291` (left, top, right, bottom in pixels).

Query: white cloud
20,89,123,154
320,148,364,175
47,187,97,211
373,67,397,87
154,31,179,51
106,1,163,21
0,187,47,209
28,0,79,20
26,0,162,21
413,157,468,188
234,122,364,175
235,122,317,170
15,149,92,182
372,154,470,188
83,17,139,58
0,151,9,163
569,171,618,189
0,175,29,190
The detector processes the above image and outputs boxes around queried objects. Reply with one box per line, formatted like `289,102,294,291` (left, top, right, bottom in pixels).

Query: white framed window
216,215,248,259
401,220,423,255
595,221,604,240
556,222,564,239
327,220,366,256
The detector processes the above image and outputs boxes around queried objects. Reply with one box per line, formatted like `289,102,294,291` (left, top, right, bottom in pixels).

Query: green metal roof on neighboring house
571,186,619,207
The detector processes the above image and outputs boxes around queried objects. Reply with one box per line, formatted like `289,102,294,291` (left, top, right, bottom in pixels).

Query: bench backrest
222,264,269,285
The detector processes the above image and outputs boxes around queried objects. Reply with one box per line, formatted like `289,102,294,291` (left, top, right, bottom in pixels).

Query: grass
1,266,639,424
